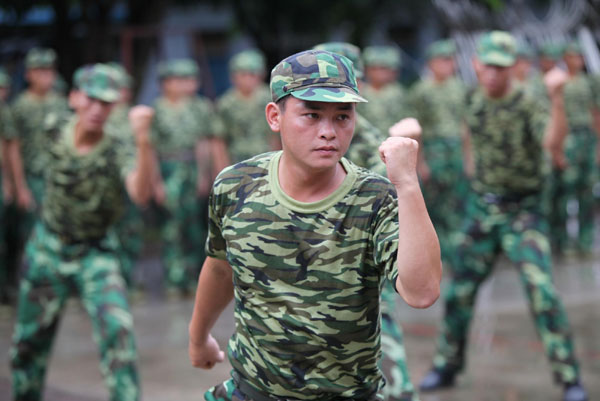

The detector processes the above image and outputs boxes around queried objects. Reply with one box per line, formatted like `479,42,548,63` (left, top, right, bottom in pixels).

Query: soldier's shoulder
346,158,395,195
214,151,274,187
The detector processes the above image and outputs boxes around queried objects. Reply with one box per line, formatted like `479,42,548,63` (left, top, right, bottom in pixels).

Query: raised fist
379,136,420,187
129,105,154,142
544,67,568,98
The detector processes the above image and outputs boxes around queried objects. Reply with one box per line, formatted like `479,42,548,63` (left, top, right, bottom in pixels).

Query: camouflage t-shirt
151,95,215,158
465,87,548,196
346,113,387,177
563,73,599,131
357,82,410,137
215,84,273,164
41,117,135,242
207,151,400,400
11,91,69,176
410,77,466,140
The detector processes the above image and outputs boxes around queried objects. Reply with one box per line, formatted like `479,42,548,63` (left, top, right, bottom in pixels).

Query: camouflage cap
229,49,266,74
476,31,516,67
362,45,401,69
515,41,535,59
0,68,10,88
270,49,367,103
425,39,456,60
25,47,57,69
72,64,93,89
79,63,120,103
107,62,133,88
158,58,199,79
563,41,582,55
539,42,565,60
313,42,364,79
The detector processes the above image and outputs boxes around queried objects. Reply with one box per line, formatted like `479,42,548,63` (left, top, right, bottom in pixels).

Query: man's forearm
189,257,234,345
210,138,230,179
394,181,441,309
128,139,153,205
544,95,567,155
8,140,28,193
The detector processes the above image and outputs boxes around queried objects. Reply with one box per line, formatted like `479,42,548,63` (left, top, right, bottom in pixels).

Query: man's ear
265,102,281,133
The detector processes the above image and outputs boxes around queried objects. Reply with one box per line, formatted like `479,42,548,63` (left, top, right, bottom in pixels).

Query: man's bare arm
125,106,155,206
542,68,569,169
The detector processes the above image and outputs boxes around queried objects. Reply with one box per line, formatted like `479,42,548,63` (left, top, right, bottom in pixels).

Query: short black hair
276,95,289,112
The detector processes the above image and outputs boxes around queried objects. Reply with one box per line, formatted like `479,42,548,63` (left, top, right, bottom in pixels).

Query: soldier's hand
379,136,419,187
189,334,225,370
544,67,568,98
153,180,166,205
16,186,35,211
129,105,154,144
388,118,422,140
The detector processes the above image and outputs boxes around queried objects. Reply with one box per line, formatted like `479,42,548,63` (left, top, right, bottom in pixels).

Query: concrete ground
1,253,599,401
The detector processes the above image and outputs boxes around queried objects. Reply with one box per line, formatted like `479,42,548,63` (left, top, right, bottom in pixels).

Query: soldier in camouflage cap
547,40,600,256
539,42,565,74
419,31,589,401
152,57,221,296
214,48,276,166
24,47,56,69
410,38,468,275
191,49,441,401
360,45,411,137
10,63,156,401
513,41,536,85
313,41,419,401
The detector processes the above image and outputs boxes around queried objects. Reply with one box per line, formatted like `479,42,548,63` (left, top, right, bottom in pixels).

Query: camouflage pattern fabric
158,58,199,79
476,31,516,67
41,117,134,243
107,104,144,287
358,82,410,136
11,223,139,401
346,114,419,401
24,48,56,69
229,49,266,74
432,194,580,385
151,96,214,291
206,151,401,400
410,77,468,268
465,87,548,196
215,84,274,164
363,46,402,69
547,73,599,253
269,50,367,103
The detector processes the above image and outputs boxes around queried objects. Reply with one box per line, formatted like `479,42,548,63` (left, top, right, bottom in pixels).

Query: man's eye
306,113,319,119
337,114,350,121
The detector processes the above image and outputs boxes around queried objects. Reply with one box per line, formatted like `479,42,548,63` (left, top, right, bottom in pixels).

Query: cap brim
291,87,367,103
479,52,515,67
83,89,120,103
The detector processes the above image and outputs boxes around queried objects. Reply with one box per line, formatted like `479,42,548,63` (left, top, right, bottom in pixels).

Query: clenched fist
129,105,154,144
544,67,568,98
388,118,422,140
379,136,420,187
189,334,225,370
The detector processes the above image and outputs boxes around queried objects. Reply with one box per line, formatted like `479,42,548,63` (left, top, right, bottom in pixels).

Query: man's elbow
397,281,441,309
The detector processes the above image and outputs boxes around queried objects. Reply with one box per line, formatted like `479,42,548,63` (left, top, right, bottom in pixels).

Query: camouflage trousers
421,139,467,269
432,193,580,385
547,129,597,253
113,199,144,288
158,161,208,292
380,282,419,401
10,223,139,401
204,377,384,401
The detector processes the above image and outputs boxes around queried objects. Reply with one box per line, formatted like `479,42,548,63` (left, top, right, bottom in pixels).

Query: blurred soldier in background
410,39,467,270
10,63,154,401
151,59,218,296
548,42,600,256
419,31,589,401
215,48,278,165
8,47,70,266
359,45,411,135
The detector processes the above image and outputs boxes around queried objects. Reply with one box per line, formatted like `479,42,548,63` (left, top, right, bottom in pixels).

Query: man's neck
27,87,50,99
74,121,104,155
277,154,346,203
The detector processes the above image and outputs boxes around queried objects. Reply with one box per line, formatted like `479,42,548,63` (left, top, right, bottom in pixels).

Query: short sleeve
372,189,399,284
0,104,17,140
205,176,228,260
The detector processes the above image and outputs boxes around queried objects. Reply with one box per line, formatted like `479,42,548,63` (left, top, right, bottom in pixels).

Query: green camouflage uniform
151,91,214,292
11,65,140,401
205,49,418,401
313,42,417,401
431,82,580,385
205,152,399,401
410,75,467,269
548,72,600,253
215,50,273,164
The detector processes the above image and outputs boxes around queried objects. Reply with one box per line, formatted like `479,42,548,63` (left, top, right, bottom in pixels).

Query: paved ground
1,252,599,401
